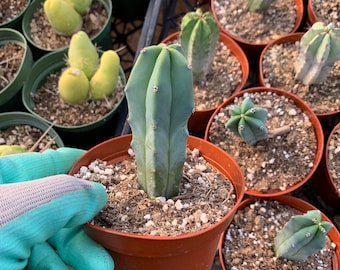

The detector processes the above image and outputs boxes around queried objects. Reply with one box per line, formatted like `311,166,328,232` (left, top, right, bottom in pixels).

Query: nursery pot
312,121,340,209
0,28,33,112
22,0,113,59
0,111,64,148
259,32,340,120
219,196,340,270
22,50,126,149
205,86,324,197
69,134,245,270
161,31,249,134
210,0,304,63
0,0,31,30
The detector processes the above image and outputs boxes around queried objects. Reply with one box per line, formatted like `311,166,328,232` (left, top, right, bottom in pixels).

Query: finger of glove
27,242,69,270
0,147,85,184
49,227,114,270
0,175,107,269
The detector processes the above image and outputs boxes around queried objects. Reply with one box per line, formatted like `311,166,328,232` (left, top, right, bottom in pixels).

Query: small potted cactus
22,0,112,56
68,43,245,270
218,196,340,269
22,31,126,149
205,86,324,197
259,21,340,118
211,0,304,59
162,8,249,133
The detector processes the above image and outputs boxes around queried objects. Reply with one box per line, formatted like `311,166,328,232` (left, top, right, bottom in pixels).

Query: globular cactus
274,210,333,261
294,22,340,85
247,0,276,12
90,50,120,100
225,97,268,146
0,145,26,156
58,67,90,104
125,43,194,199
179,8,219,82
67,31,99,79
64,0,92,15
43,0,82,36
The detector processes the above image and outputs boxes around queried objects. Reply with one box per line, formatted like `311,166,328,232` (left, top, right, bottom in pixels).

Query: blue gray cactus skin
179,8,220,82
274,210,333,261
225,97,268,146
294,22,340,85
247,0,276,12
125,43,194,199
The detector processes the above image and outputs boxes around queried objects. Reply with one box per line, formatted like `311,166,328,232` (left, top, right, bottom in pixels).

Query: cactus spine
247,0,276,12
43,0,82,35
125,43,194,199
179,9,219,82
68,31,99,79
225,97,268,146
294,22,340,85
90,50,120,100
274,210,333,261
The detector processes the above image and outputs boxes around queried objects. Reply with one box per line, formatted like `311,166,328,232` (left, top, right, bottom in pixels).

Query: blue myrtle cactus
225,97,268,146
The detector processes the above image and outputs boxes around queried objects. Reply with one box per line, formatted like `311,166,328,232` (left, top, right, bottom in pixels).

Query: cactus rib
125,43,194,198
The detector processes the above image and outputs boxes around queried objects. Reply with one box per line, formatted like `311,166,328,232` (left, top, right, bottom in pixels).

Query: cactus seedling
179,8,220,82
225,97,268,146
125,43,194,199
0,145,26,156
294,22,340,85
64,0,92,15
274,210,333,261
43,0,82,36
58,67,90,104
247,0,276,12
90,50,120,100
67,31,99,79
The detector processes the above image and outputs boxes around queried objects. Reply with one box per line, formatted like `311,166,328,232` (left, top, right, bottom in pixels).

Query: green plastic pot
22,0,113,58
0,0,31,30
0,111,64,148
0,28,33,112
22,49,126,149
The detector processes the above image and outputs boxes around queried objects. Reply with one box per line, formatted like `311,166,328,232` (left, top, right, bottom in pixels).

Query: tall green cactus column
125,43,194,199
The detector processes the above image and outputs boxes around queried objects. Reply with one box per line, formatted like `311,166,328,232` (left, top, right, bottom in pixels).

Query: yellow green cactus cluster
43,0,92,35
0,145,26,156
58,31,120,104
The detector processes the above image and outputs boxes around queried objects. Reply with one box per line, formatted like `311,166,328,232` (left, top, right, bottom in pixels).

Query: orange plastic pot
205,86,324,197
307,0,319,25
259,32,340,120
69,134,245,270
219,196,340,270
312,121,340,209
161,31,249,134
211,0,304,61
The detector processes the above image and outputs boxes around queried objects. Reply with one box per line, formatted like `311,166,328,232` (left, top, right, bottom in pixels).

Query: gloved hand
0,148,114,270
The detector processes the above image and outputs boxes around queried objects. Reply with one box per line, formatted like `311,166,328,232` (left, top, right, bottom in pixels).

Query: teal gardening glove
0,148,114,270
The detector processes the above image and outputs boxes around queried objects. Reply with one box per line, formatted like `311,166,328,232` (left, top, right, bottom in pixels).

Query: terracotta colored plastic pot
69,134,245,270
161,31,249,134
219,195,340,270
307,0,319,25
259,32,340,120
205,86,324,197
313,121,340,209
211,0,304,60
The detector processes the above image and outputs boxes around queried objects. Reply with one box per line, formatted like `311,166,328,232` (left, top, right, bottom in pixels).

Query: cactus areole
125,43,194,199
274,210,333,261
